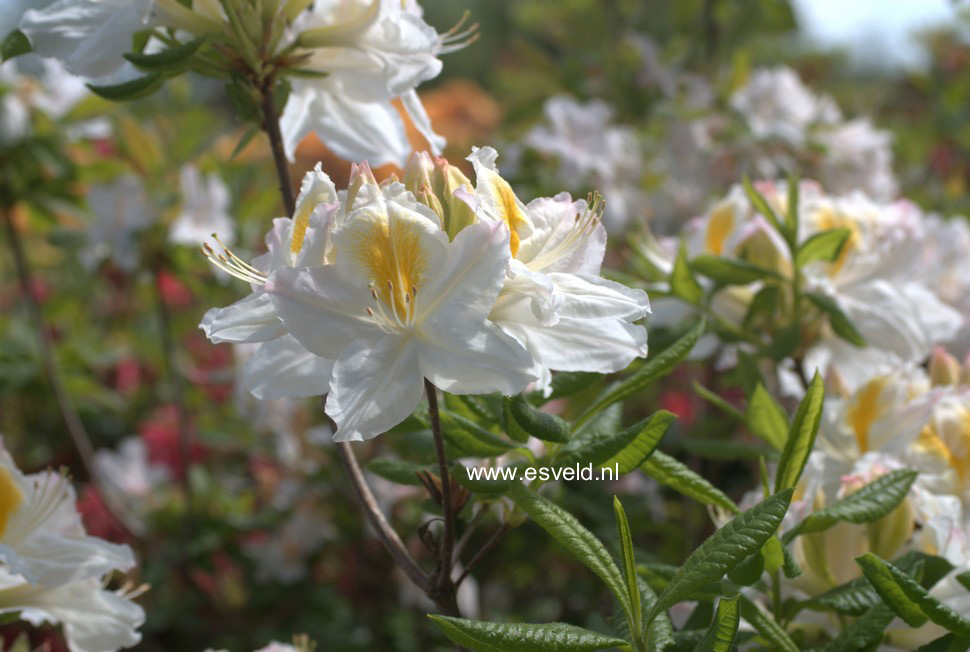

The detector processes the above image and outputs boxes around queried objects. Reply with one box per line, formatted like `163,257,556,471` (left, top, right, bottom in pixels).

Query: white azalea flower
94,437,170,520
18,0,154,79
464,147,650,392
279,0,472,165
0,573,144,652
816,118,897,202
266,173,536,441
0,442,143,652
80,175,156,272
201,164,339,401
169,164,234,248
244,504,334,584
524,95,646,231
729,66,841,145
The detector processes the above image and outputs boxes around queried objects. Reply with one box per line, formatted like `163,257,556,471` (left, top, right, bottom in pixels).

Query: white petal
548,272,650,321
244,335,334,400
326,336,424,441
266,265,380,359
400,88,445,154
200,292,285,344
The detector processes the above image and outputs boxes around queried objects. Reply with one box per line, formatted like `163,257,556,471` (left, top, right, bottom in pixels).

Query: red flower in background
76,485,133,545
138,405,207,480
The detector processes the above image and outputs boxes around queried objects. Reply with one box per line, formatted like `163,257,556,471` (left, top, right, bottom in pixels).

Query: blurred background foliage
1,0,968,649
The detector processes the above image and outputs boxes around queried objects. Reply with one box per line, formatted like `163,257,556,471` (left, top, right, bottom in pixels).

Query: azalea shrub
2,1,970,651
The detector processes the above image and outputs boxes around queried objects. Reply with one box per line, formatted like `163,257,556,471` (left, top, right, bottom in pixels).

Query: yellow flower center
493,178,527,257
705,203,735,255
0,467,23,540
846,376,889,454
352,217,427,323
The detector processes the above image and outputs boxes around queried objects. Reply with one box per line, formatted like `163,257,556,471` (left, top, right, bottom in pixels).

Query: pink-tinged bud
403,152,477,239
930,346,961,386
403,151,435,192
346,161,378,210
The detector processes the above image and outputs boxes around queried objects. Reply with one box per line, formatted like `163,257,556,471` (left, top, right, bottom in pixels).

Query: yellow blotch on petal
705,203,734,255
846,376,889,454
352,217,427,320
491,177,527,257
0,467,23,539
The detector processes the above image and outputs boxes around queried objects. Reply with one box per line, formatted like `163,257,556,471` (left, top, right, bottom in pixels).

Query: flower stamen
201,234,268,285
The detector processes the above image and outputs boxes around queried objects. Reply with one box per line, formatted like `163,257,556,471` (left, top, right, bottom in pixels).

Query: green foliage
692,595,740,652
745,383,788,451
507,394,571,443
805,293,867,347
87,73,166,102
774,372,824,492
794,229,853,267
428,616,628,651
645,488,794,625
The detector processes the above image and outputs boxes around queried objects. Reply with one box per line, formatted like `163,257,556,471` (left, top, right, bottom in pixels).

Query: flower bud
403,153,477,240
930,346,962,386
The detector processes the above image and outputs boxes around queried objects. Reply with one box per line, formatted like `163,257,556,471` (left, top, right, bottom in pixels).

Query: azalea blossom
523,95,646,231
0,441,144,652
200,164,338,401
461,147,650,391
266,168,536,440
94,437,170,522
169,164,234,248
79,175,156,272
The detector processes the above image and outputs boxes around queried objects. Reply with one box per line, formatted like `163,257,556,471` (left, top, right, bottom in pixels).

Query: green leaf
744,285,782,328
858,554,970,635
784,469,918,542
795,228,852,267
774,372,824,492
510,483,632,617
916,634,970,651
671,240,703,303
437,410,519,458
428,616,628,652
785,173,800,235
727,549,765,586
745,383,788,451
547,371,601,400
737,594,799,652
1,30,31,61
820,604,895,652
641,451,739,514
575,320,705,429
124,36,206,70
805,293,867,347
229,126,260,160
640,577,675,652
645,488,793,624
855,553,928,627
742,177,788,244
692,595,741,652
691,254,781,285
87,73,165,101
366,458,430,486
507,394,570,443
763,536,784,574
614,497,642,642
693,381,745,422
601,411,677,474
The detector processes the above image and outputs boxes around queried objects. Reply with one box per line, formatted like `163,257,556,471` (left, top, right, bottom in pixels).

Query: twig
260,77,296,217
425,379,456,581
456,524,511,588
336,441,429,590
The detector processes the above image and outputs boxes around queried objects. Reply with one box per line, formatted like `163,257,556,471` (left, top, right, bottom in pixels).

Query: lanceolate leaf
510,483,632,617
124,36,206,70
806,292,867,347
436,410,520,458
690,255,782,285
856,553,927,627
774,372,824,492
641,451,739,514
601,411,676,474
784,469,918,542
87,73,165,101
742,177,788,244
575,320,705,429
858,554,970,636
645,489,793,624
640,577,675,652
692,595,741,652
795,228,852,267
507,394,571,443
821,604,895,652
746,383,788,451
671,240,703,303
428,616,628,652
613,497,642,643
737,594,799,652
1,30,30,61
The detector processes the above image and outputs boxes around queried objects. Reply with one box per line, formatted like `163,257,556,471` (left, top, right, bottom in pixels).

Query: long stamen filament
201,235,268,285
527,191,605,272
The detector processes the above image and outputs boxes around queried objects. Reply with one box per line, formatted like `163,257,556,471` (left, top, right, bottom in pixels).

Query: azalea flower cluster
651,65,898,227
644,180,965,392
0,440,144,652
522,95,646,232
201,147,650,441
5,0,466,166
